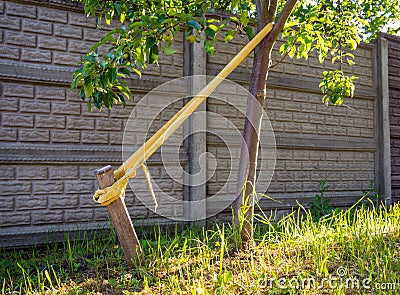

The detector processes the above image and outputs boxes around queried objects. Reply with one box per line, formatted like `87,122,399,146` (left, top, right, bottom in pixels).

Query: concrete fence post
375,34,392,204
183,33,208,221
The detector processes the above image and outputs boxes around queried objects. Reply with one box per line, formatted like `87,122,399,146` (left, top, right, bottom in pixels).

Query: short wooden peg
94,165,144,266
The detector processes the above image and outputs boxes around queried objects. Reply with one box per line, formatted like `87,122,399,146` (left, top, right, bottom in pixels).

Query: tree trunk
233,0,298,246
233,36,273,244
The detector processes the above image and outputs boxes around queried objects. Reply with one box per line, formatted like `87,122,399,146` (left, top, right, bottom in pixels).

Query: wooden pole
94,165,144,266
114,23,274,180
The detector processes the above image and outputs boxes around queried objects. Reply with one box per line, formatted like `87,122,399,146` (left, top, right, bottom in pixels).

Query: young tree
71,0,399,244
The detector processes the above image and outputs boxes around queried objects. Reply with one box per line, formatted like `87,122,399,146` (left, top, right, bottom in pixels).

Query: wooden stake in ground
94,165,144,266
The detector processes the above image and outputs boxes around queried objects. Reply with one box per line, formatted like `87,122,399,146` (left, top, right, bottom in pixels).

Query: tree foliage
71,0,256,110
71,0,399,111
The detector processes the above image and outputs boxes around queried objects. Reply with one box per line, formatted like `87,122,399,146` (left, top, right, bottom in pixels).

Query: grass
1,201,400,295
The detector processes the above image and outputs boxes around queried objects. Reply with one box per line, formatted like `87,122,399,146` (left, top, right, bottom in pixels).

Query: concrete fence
0,0,397,247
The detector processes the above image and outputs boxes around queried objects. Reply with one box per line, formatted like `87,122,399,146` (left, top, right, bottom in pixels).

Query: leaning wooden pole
92,23,274,266
114,22,274,180
94,165,144,266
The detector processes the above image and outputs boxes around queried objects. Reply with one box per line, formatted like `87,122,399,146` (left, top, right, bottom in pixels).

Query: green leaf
288,46,296,59
82,54,98,63
204,27,216,39
119,12,125,23
224,30,236,42
132,68,142,78
318,53,325,63
204,40,214,55
83,82,94,98
118,68,131,76
279,43,289,55
128,21,143,30
105,11,112,25
87,101,93,112
332,55,340,63
113,3,121,19
149,44,159,64
245,26,255,40
108,68,117,83
186,20,201,31
79,88,86,100
297,43,305,59
100,75,109,89
116,85,131,100
185,27,194,38
162,46,176,55
347,39,358,50
240,12,249,27
93,92,102,109
104,92,113,109
146,37,157,49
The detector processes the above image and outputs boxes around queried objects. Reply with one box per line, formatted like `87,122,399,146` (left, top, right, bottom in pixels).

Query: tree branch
261,0,270,25
256,0,263,24
267,0,278,22
266,0,298,44
269,49,289,69
269,34,300,69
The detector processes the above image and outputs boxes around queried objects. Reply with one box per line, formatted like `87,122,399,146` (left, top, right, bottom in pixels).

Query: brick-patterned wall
0,0,390,247
206,30,377,217
387,34,400,203
0,0,185,247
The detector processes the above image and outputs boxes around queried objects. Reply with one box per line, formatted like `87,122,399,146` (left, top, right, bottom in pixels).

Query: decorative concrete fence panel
0,0,394,246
